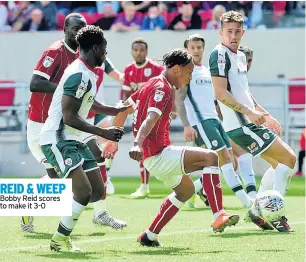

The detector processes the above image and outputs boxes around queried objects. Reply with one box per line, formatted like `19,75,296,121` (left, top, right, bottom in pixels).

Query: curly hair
221,11,244,28
76,25,107,52
163,49,193,68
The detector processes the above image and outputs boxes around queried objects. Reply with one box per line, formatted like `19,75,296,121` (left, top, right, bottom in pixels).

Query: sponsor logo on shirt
144,68,152,77
154,90,165,102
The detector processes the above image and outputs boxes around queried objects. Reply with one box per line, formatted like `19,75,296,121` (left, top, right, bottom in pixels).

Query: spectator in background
94,2,116,30
121,1,152,13
250,1,264,28
8,1,34,31
111,2,142,32
294,128,306,176
168,2,201,30
71,1,97,14
206,4,226,30
55,1,72,15
20,8,49,31
35,1,57,30
141,5,166,30
236,5,251,29
96,1,120,14
0,2,11,31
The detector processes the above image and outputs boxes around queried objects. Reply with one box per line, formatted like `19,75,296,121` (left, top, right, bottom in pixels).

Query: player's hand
102,141,119,159
265,115,283,136
246,109,267,126
129,142,143,162
99,126,124,142
184,126,198,142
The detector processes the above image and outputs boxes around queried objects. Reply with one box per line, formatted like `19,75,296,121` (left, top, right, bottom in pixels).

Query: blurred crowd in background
0,1,305,32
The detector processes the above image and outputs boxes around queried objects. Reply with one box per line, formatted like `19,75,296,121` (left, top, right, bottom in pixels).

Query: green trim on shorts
227,123,276,157
192,119,231,151
41,140,97,178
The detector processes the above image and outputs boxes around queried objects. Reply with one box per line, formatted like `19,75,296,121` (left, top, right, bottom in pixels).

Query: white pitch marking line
1,221,304,252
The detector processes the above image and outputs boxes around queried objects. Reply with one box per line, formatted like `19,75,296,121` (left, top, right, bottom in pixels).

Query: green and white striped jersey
184,64,218,126
209,43,255,132
40,58,97,145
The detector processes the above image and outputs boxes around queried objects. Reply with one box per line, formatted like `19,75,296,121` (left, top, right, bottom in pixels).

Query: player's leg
21,120,57,233
257,155,278,193
228,124,295,231
194,119,251,207
86,138,127,229
260,137,296,196
96,115,115,194
231,140,257,198
130,160,150,198
41,141,96,252
138,146,239,246
294,150,305,176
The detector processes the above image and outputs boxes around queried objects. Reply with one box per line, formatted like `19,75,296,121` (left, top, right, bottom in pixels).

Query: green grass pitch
0,176,304,262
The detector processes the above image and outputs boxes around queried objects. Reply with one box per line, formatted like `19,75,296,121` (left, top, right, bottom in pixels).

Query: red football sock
148,193,183,234
140,160,150,184
202,171,223,214
99,164,107,200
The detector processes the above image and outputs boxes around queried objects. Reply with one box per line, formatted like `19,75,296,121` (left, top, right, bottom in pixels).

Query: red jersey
28,40,78,123
129,75,173,159
122,58,164,93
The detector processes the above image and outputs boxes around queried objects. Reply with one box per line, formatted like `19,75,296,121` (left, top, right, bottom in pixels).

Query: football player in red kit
122,38,164,198
104,49,240,247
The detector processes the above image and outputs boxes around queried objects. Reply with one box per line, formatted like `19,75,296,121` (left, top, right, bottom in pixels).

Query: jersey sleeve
33,49,61,80
209,49,231,78
122,66,131,91
147,80,171,116
104,58,115,74
63,72,92,100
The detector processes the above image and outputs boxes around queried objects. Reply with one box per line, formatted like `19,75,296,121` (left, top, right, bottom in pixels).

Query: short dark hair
221,10,244,28
76,25,107,52
163,49,193,68
184,34,205,48
132,38,148,49
238,45,253,57
64,13,85,28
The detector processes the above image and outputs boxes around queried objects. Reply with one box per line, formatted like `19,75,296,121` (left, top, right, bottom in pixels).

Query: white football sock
220,163,251,208
238,153,257,197
193,178,202,194
273,163,293,196
58,198,86,236
94,200,107,216
258,167,275,194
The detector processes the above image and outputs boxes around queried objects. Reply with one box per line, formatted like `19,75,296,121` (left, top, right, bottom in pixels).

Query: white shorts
143,145,188,188
27,119,48,164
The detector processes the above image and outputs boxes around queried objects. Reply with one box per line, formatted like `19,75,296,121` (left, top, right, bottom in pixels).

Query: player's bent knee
204,150,218,167
75,186,92,205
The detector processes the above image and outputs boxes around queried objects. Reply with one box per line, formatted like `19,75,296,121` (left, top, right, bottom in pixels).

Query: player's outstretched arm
62,95,124,142
102,100,134,159
91,100,131,116
212,76,266,126
175,87,197,142
30,75,57,93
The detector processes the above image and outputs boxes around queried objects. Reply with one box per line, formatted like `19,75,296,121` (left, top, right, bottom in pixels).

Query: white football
255,190,286,222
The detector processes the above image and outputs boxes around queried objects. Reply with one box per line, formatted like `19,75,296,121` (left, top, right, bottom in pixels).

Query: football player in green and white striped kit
176,34,252,208
209,11,295,232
